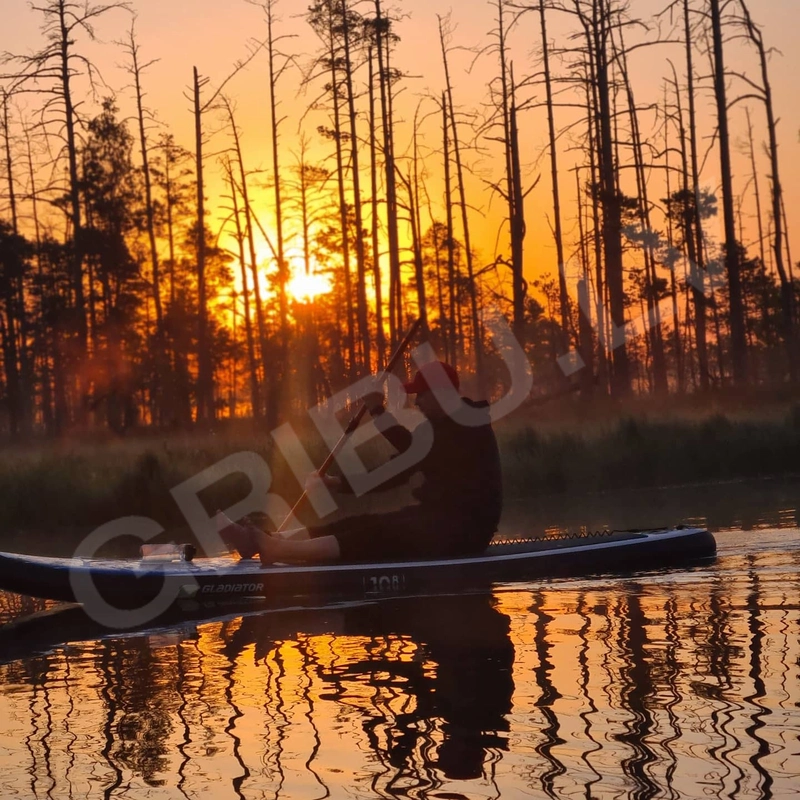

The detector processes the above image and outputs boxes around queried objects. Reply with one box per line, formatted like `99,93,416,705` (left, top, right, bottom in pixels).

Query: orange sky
2,0,799,290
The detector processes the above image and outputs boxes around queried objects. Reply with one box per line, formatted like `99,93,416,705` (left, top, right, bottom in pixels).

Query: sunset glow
1,0,799,416
287,260,333,303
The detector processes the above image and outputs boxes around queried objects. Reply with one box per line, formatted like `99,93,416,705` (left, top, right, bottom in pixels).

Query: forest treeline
0,0,797,438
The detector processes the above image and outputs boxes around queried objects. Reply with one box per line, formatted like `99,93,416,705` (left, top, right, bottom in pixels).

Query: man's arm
362,391,413,453
328,393,420,494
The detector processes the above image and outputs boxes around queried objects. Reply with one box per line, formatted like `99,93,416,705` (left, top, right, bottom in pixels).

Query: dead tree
736,0,795,379
662,88,685,393
3,0,131,422
335,0,370,369
438,15,484,384
575,167,595,395
308,0,357,375
370,0,402,347
590,0,629,395
614,30,668,395
188,46,261,421
1,86,31,436
660,7,710,390
396,101,428,334
568,0,631,396
120,22,162,329
222,156,260,418
442,94,458,365
491,0,527,345
287,142,330,405
709,0,747,384
21,116,56,433
366,42,386,366
677,0,710,390
220,96,270,418
262,0,292,414
538,0,570,352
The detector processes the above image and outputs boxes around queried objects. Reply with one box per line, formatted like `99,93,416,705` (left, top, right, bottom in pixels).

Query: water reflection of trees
1,549,799,798
0,591,48,624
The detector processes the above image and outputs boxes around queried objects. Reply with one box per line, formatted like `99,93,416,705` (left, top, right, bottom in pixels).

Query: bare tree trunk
125,27,162,329
494,0,526,345
1,88,25,436
221,98,268,419
265,0,290,412
338,1,370,371
374,0,401,346
429,217,448,357
442,95,457,368
742,111,776,368
410,107,427,332
539,0,570,349
739,1,796,380
744,108,767,273
592,0,629,396
586,77,608,392
679,0,710,391
509,73,527,351
7,1,134,427
324,8,357,378
122,25,167,426
617,36,668,394
711,270,725,384
572,1,626,394
664,95,684,393
399,170,426,333
23,120,54,434
160,137,178,307
57,3,88,367
224,158,261,419
780,195,794,286
295,148,321,406
709,0,747,384
367,45,386,367
1,90,17,233
438,16,483,385
576,168,595,397
193,66,214,422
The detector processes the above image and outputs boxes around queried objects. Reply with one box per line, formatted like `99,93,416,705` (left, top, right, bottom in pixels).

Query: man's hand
361,390,385,415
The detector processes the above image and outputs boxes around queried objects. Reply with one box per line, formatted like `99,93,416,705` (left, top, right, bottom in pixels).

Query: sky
2,0,799,289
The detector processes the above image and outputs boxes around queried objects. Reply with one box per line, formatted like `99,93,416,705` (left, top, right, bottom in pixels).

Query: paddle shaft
276,318,422,532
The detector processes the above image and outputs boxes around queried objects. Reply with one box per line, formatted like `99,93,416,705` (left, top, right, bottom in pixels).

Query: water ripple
1,528,799,799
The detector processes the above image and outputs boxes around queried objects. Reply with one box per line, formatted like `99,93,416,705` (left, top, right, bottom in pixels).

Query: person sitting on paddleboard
218,360,502,564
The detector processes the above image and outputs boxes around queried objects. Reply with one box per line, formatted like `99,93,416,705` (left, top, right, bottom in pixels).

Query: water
1,481,799,799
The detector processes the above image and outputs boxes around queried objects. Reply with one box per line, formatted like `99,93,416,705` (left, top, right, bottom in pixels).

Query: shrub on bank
0,408,798,540
501,411,800,495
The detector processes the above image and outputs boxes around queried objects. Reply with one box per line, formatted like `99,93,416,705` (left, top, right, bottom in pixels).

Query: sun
287,256,333,303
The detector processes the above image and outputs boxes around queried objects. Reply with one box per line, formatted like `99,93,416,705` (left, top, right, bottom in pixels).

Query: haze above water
1,479,799,799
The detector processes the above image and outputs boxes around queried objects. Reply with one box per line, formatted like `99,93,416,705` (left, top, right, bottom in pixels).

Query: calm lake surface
1,479,799,800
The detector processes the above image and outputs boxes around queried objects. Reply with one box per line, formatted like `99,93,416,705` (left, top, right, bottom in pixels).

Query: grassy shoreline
1,402,798,548
501,410,800,495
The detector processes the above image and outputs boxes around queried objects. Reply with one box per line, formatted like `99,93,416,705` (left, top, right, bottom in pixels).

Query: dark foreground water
1,481,799,799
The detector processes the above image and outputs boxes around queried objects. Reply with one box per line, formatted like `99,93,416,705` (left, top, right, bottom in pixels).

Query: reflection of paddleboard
0,597,361,663
0,527,715,611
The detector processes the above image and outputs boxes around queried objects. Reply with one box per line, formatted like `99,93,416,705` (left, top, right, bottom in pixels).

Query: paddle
275,317,422,533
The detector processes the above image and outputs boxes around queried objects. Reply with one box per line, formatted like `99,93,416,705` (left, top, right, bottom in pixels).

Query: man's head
403,361,460,419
